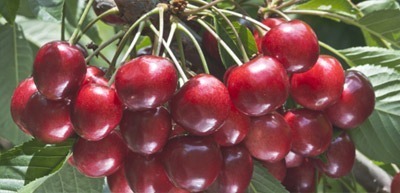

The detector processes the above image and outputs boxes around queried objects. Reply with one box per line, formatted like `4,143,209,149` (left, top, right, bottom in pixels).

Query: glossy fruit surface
202,30,220,62
107,166,134,193
170,74,231,136
71,84,123,141
392,172,400,193
115,55,178,110
282,159,316,193
213,105,250,146
285,151,304,168
93,0,126,25
313,132,355,178
162,136,222,192
261,20,319,73
325,70,375,129
10,77,37,135
290,55,345,110
124,152,173,193
284,109,332,157
227,56,289,116
82,66,108,86
261,159,286,182
120,107,171,155
73,132,126,177
22,92,74,143
33,41,86,100
254,18,285,52
244,112,292,163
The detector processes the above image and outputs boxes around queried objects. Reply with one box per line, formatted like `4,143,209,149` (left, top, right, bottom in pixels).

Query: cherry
202,30,221,62
170,74,231,136
284,108,332,157
115,55,178,111
282,159,316,193
325,70,375,129
244,112,292,163
254,18,285,52
313,132,355,178
223,65,237,85
285,151,304,168
124,152,174,193
261,159,287,182
120,107,171,155
212,105,250,146
71,83,123,141
261,20,319,73
33,41,86,100
72,132,127,177
10,77,37,135
107,166,134,193
290,55,345,110
93,0,126,25
162,136,222,192
67,155,76,167
21,92,74,143
169,122,188,139
392,172,400,193
82,66,108,86
227,56,289,116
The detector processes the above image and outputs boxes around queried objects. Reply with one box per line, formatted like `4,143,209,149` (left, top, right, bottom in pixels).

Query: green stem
162,22,178,57
337,178,357,193
61,1,66,41
318,41,355,67
218,9,270,31
176,31,187,69
266,8,291,20
79,7,120,40
392,164,400,173
184,0,225,15
85,30,125,63
276,0,299,10
69,0,95,45
154,6,165,56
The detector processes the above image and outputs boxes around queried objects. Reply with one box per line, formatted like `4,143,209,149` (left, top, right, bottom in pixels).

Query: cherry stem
153,6,166,56
276,0,299,10
264,8,291,21
392,164,400,173
162,22,177,58
218,9,270,31
85,30,125,63
183,0,225,15
79,7,120,40
337,177,357,193
61,1,66,41
176,31,187,69
69,0,95,45
318,41,355,67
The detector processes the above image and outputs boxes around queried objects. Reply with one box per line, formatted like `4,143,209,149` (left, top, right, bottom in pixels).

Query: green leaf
0,23,33,145
349,65,400,164
295,0,361,19
358,0,400,15
16,17,63,47
339,47,400,71
28,0,65,22
0,0,20,25
247,161,289,193
239,24,258,58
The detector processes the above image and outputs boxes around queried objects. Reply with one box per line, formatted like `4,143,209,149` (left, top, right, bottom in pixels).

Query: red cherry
284,108,333,157
115,55,178,111
67,155,76,167
162,136,222,192
202,30,221,62
120,107,171,155
169,122,188,139
71,83,123,141
73,132,127,177
107,166,134,193
170,74,231,136
392,172,400,193
93,0,126,25
124,152,174,193
254,18,285,52
261,20,319,73
33,41,86,100
290,55,345,110
227,56,289,116
282,159,316,193
285,151,304,168
261,159,287,182
21,92,74,143
325,70,375,129
82,66,108,86
223,65,237,85
244,112,292,163
10,77,37,135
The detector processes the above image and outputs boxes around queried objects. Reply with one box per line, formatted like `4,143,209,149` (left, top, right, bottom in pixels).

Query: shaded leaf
16,17,63,47
27,0,65,22
0,0,20,25
247,161,289,193
214,17,242,68
358,0,400,14
295,0,361,19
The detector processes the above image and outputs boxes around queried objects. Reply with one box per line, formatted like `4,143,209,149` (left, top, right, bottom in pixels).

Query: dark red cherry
107,166,134,193
33,41,86,100
10,77,37,135
223,65,238,85
202,30,221,62
170,74,231,136
71,83,123,141
162,136,223,192
169,122,188,139
93,0,126,25
244,112,292,163
285,151,304,168
21,92,74,143
325,70,375,129
282,159,316,193
290,55,345,110
284,109,332,157
261,20,319,73
67,155,76,167
124,152,174,193
254,18,285,52
313,132,355,178
392,172,400,193
261,159,287,182
120,107,171,155
82,65,108,86
213,105,250,146
73,132,127,177
227,56,289,116
115,55,178,111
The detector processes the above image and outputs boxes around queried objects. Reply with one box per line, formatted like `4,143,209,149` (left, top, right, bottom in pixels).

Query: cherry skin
290,55,345,110
82,65,108,86
10,77,37,135
261,159,287,182
93,0,126,25
202,30,221,62
73,132,127,177
223,65,238,85
254,18,285,52
161,136,223,192
244,112,292,163
124,152,174,193
282,159,316,193
261,19,319,73
71,83,123,141
120,107,171,155
170,74,231,136
325,70,375,129
115,55,178,111
21,92,74,143
107,166,134,193
33,41,86,100
169,122,188,139
313,132,355,178
213,104,250,146
285,151,304,168
227,56,289,116
284,108,333,157
392,172,400,193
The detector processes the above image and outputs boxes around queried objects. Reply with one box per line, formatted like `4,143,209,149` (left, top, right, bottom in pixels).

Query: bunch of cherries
10,7,376,192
